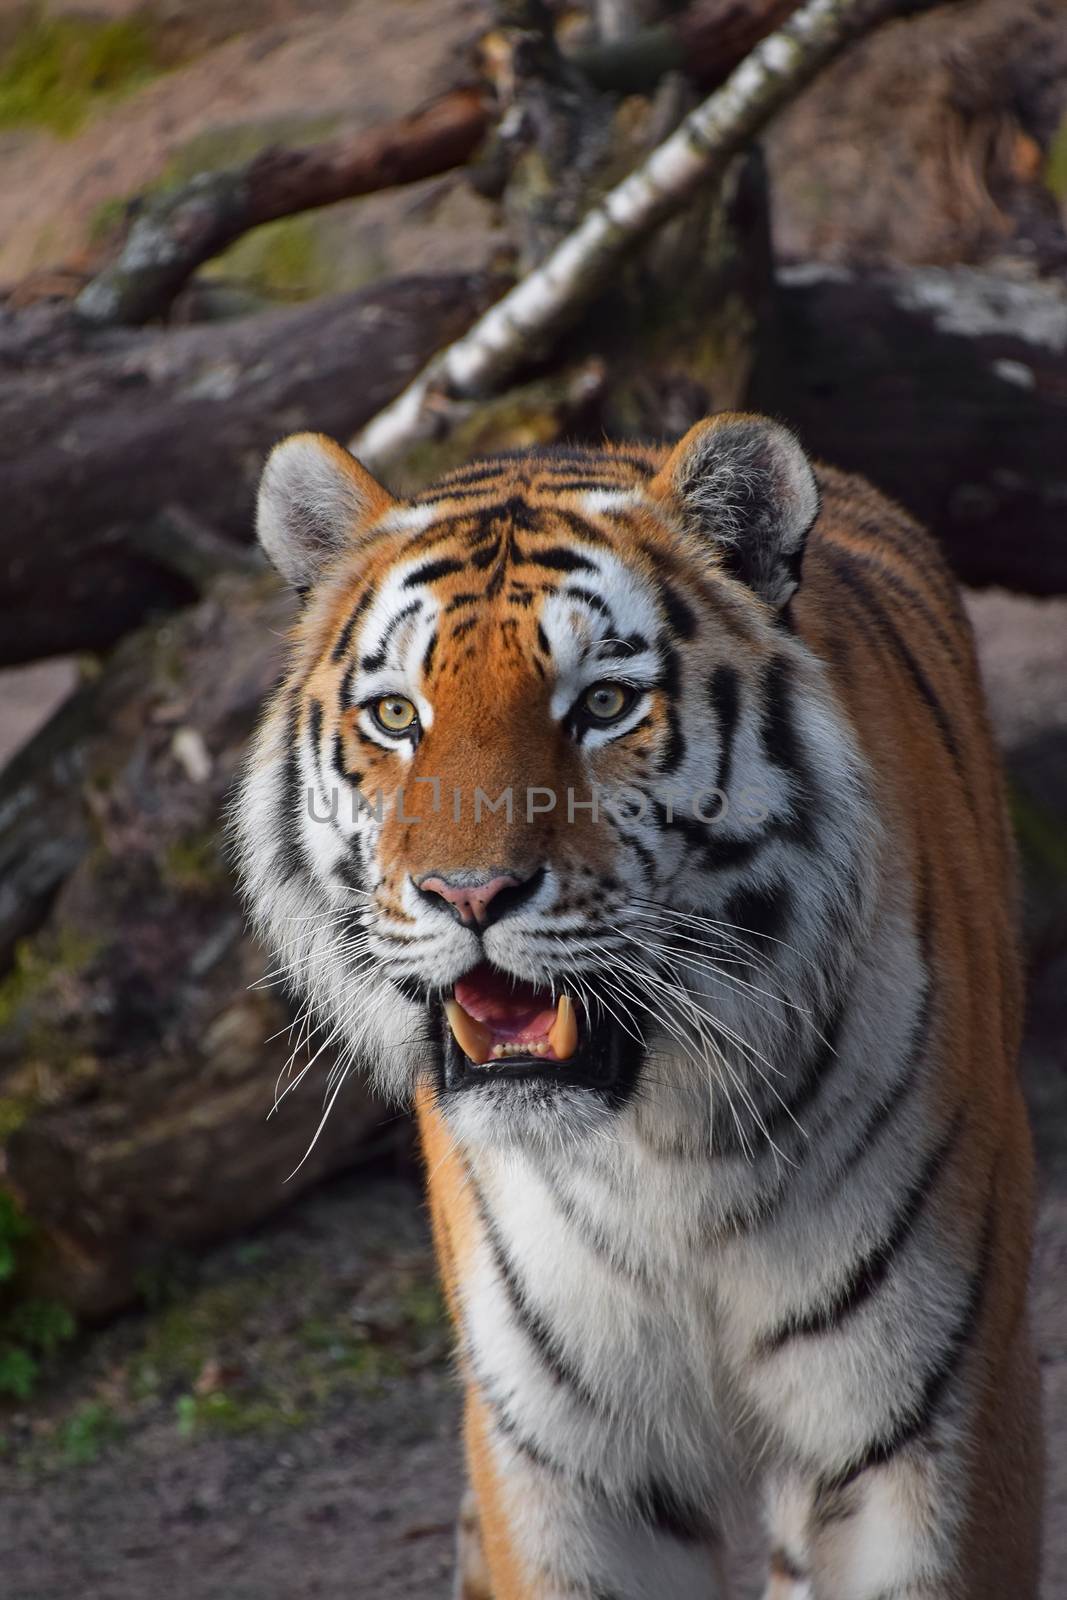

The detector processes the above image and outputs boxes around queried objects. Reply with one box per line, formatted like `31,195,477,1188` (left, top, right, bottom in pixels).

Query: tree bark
72,88,491,330
0,574,387,1318
351,0,915,471
0,272,498,666
750,263,1067,594
573,0,801,94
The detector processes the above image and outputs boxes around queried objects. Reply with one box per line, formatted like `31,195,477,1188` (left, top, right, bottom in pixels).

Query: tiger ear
651,413,819,609
256,432,396,591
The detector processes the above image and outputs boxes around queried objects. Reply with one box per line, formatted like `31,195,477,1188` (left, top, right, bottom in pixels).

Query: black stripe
616,826,659,880
330,585,375,662
445,590,480,612
828,537,964,672
819,1169,998,1494
474,1371,568,1477
758,1109,965,1354
659,579,697,640
651,799,768,877
761,654,805,778
855,512,963,615
565,584,613,620
546,1172,653,1287
832,1001,928,1181
371,599,422,661
330,728,347,784
477,1193,603,1413
723,882,792,960
751,996,849,1145
421,629,437,680
333,853,365,894
630,1480,716,1544
832,875,935,1179
709,665,740,795
307,696,324,765
598,632,649,659
471,539,502,570
760,653,816,848
275,693,307,883
429,461,509,489
403,556,463,587
547,478,621,493
537,505,614,547
522,546,597,574
658,705,687,776
827,551,965,777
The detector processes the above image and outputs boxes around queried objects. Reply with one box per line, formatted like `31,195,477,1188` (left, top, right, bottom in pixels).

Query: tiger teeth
444,1000,493,1065
445,994,578,1066
548,994,578,1062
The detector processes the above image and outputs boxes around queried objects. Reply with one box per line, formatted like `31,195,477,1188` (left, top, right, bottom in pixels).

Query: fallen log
73,88,492,330
0,573,386,1318
571,0,801,95
751,263,1067,594
0,272,498,666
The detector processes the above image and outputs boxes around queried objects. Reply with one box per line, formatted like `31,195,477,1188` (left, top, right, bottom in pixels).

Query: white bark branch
351,0,906,471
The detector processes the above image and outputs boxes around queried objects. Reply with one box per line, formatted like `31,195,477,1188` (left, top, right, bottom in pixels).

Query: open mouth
439,962,633,1095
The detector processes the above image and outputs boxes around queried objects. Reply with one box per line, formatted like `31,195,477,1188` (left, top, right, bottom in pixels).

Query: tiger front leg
462,1388,727,1600
762,1341,1042,1600
456,1484,494,1600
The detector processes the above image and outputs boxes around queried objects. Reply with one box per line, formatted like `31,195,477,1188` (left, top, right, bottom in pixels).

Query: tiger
233,412,1042,1599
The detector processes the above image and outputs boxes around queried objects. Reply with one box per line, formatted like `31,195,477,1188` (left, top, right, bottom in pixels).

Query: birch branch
352,0,907,471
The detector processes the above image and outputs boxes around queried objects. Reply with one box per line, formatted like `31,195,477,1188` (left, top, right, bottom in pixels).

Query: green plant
1046,113,1067,203
175,1389,304,1438
60,1401,121,1466
0,1346,37,1400
0,1190,31,1285
0,1191,76,1398
0,10,162,136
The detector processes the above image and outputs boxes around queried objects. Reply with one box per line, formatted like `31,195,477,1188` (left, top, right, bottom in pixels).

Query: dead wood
751,262,1067,593
0,272,498,666
73,88,492,330
0,574,386,1317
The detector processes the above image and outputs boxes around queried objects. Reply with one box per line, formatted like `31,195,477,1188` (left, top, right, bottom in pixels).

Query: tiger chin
233,414,1042,1599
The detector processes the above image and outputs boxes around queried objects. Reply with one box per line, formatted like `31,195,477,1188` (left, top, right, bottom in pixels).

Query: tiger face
235,416,877,1152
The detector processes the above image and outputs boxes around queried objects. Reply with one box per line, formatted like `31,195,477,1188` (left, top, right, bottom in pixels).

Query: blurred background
0,0,1064,1595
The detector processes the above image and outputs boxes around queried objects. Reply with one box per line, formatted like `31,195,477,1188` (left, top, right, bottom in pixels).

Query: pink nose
416,873,521,927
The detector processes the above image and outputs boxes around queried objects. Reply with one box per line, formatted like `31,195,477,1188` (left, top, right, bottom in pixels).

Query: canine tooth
444,1000,493,1065
548,994,578,1061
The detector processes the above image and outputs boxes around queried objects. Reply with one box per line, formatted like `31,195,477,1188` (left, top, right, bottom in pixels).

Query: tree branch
573,0,802,94
73,87,490,329
351,0,909,471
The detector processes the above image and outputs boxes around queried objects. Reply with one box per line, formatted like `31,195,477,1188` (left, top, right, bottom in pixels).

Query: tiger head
234,416,876,1152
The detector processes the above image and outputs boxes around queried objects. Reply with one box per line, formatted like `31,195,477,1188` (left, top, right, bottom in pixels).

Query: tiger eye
374,695,418,733
582,683,631,722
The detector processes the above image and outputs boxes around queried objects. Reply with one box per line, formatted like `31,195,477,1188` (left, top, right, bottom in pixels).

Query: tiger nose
414,869,540,928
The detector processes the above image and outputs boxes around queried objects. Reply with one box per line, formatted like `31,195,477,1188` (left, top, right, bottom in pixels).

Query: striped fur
234,417,1040,1598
